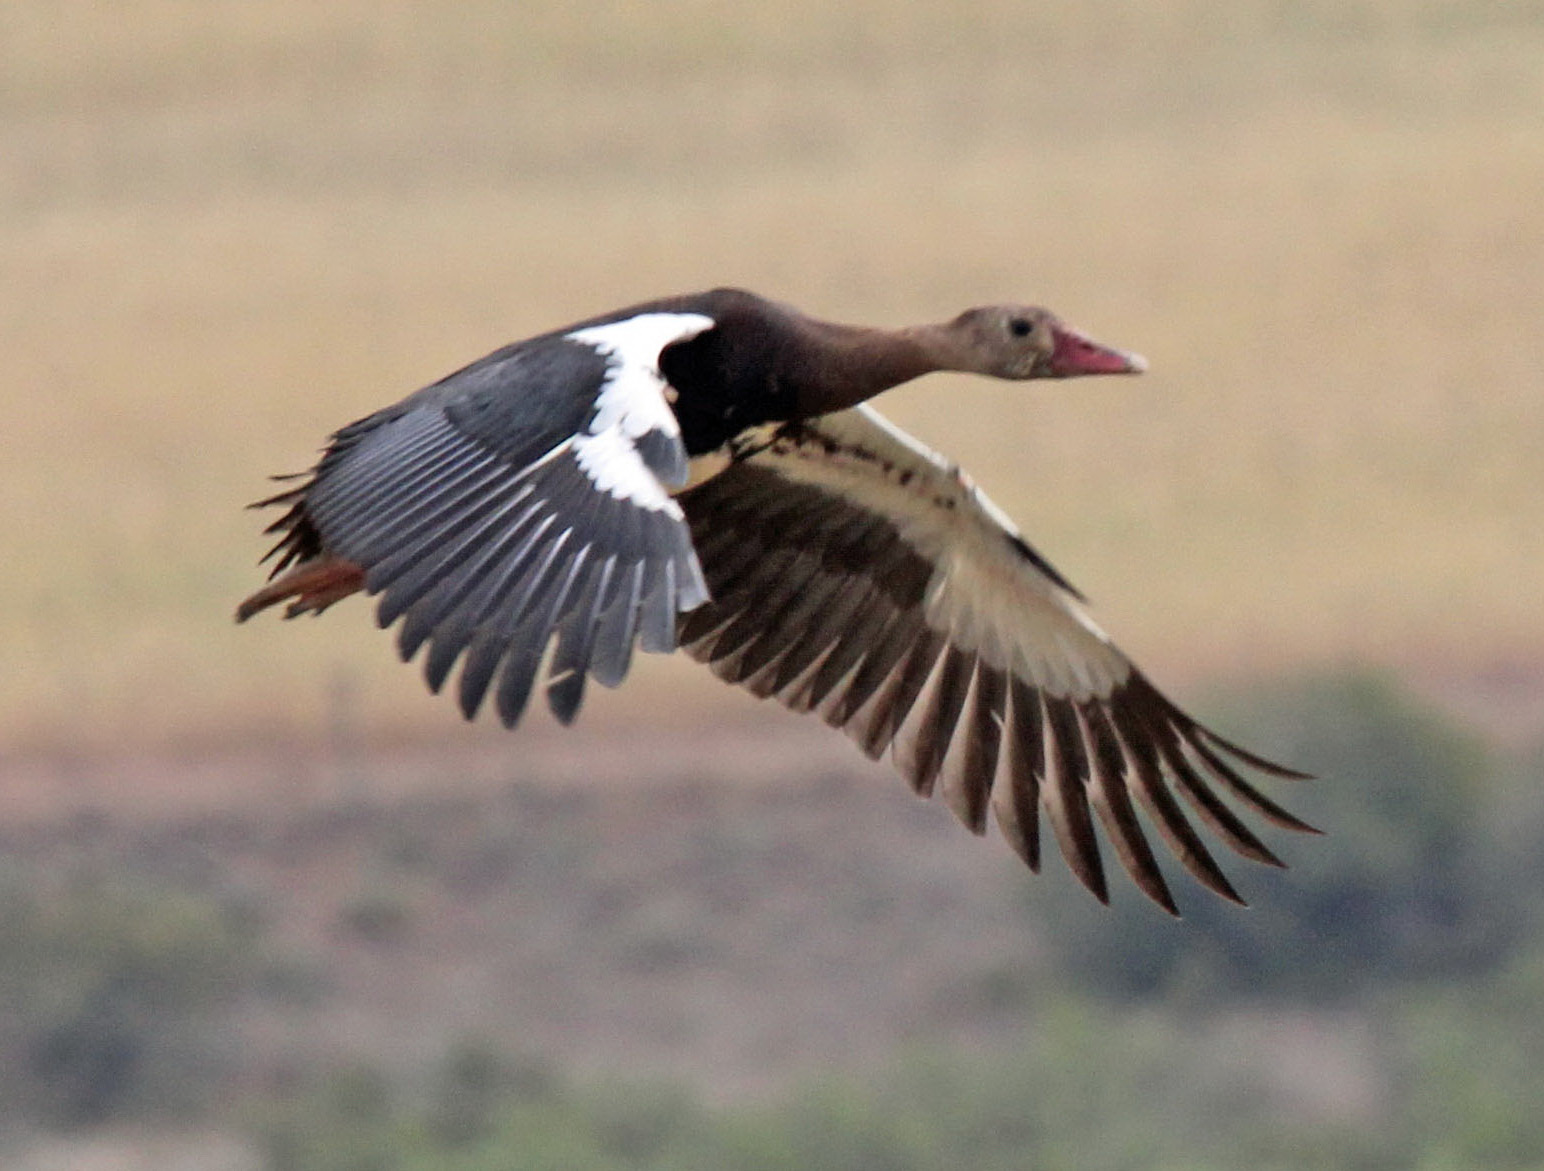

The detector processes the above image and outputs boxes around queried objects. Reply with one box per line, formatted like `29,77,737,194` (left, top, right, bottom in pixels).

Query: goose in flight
238,288,1313,913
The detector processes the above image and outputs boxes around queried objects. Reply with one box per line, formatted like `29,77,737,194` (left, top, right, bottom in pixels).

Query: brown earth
3,713,1048,1094
4,660,1531,1169
10,655,1534,1098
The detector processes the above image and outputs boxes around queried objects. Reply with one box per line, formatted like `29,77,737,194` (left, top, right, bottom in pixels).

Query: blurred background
2,2,1542,1168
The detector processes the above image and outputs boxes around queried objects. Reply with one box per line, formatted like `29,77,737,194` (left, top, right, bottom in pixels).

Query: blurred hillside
2,0,1542,751
2,673,1543,1169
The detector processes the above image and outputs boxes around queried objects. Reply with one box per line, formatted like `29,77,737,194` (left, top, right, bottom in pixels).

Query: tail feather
235,557,366,623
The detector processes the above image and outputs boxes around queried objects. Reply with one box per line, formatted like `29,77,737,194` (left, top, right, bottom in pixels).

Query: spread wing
677,405,1315,913
258,312,717,727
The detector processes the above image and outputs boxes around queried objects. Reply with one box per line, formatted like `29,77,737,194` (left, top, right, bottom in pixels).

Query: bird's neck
789,320,963,415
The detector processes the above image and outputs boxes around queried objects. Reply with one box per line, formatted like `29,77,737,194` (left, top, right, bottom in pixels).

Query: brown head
935,305,1148,380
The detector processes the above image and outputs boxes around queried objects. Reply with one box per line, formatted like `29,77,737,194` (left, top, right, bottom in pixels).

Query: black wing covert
302,311,716,726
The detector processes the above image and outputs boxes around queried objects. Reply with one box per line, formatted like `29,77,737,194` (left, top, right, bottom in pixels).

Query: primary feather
239,288,1313,912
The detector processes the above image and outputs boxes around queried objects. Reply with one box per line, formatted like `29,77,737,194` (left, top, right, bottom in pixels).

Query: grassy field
3,1,1542,750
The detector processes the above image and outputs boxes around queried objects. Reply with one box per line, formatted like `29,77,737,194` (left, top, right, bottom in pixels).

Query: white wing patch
573,429,677,512
566,312,714,440
563,310,715,512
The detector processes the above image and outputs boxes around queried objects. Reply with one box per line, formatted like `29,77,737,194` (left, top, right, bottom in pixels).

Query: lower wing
677,405,1314,913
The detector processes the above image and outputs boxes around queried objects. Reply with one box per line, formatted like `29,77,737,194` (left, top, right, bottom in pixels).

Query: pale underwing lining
677,406,1313,914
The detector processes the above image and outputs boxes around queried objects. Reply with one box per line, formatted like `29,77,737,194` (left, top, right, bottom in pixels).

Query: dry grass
3,1,1542,749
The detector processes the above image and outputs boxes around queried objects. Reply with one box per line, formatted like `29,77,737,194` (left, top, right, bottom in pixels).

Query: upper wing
276,312,717,727
677,405,1314,913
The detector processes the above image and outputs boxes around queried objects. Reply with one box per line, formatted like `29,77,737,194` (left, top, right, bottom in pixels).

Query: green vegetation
247,973,1544,1171
238,673,1544,1171
1038,673,1529,1000
0,875,258,1127
3,673,1541,1168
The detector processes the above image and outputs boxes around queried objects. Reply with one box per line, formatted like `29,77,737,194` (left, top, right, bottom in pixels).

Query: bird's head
947,305,1147,380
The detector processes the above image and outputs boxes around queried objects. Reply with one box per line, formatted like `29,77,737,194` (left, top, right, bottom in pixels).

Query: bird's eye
1009,317,1032,338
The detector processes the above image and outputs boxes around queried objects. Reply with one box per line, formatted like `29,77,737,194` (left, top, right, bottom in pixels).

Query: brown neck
789,320,964,415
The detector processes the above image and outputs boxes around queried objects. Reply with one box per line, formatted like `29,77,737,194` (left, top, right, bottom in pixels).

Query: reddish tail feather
235,556,366,623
